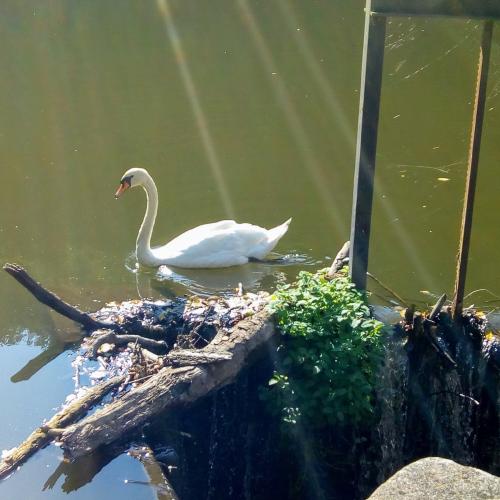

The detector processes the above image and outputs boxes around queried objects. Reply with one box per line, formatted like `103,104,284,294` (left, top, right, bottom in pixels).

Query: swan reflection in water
126,252,318,298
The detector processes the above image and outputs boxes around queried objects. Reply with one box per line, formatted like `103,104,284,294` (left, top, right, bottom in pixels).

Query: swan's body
115,168,291,268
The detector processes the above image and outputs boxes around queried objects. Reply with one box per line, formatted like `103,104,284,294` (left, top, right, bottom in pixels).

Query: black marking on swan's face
115,174,135,198
120,174,134,188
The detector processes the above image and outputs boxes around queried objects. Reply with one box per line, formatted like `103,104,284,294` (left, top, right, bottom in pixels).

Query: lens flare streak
156,0,235,218
237,0,347,237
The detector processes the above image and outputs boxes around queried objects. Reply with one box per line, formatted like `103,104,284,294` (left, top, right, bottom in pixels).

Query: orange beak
115,181,130,198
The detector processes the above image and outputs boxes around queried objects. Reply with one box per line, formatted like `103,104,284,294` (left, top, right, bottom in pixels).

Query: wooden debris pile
389,294,500,472
0,264,275,480
399,293,499,371
73,293,270,394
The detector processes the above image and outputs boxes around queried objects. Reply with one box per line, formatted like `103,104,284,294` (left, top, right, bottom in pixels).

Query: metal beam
349,2,387,290
371,0,500,20
452,21,494,320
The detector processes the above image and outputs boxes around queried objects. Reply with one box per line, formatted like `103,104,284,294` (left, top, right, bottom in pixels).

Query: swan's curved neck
136,175,158,264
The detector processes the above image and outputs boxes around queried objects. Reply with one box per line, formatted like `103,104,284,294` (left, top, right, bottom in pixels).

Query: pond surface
0,0,499,498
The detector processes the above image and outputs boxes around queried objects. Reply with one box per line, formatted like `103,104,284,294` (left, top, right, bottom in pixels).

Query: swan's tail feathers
249,218,292,260
266,217,292,249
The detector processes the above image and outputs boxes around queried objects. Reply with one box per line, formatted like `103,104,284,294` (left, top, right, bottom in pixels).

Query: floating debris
1,448,16,460
65,292,270,403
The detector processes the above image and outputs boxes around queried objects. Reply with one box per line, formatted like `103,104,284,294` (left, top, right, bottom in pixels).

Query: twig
179,305,214,349
127,374,155,385
429,293,447,321
428,390,479,406
367,271,408,307
463,288,500,302
327,241,350,278
485,308,499,319
89,331,168,359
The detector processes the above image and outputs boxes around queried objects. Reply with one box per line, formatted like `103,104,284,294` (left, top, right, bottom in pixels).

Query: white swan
115,168,292,269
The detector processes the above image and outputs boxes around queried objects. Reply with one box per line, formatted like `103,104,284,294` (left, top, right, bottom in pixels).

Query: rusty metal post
452,21,494,320
349,1,387,290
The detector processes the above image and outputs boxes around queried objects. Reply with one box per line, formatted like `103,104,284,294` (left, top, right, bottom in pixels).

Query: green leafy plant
264,269,384,427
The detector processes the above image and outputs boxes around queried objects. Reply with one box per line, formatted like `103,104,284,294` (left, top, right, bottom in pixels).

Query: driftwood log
165,349,233,366
60,309,274,458
3,263,175,341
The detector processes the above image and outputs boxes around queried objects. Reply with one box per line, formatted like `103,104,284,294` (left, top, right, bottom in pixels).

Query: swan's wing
159,220,239,250
199,220,239,231
153,221,270,267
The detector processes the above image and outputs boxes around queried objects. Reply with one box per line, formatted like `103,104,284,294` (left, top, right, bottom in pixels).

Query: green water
0,1,499,497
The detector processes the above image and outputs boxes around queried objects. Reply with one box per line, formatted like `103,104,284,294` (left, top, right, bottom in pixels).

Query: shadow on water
42,443,127,493
42,449,119,493
125,251,320,298
10,337,67,383
3,322,81,384
41,441,178,498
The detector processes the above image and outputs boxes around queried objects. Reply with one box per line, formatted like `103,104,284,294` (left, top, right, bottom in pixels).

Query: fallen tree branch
60,310,275,459
140,348,161,364
10,339,65,383
368,271,408,307
3,263,177,342
3,263,120,332
0,375,124,480
327,240,350,278
165,348,233,367
429,293,447,321
89,330,168,358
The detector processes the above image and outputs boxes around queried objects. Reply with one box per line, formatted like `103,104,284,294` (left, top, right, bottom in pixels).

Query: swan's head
115,168,151,198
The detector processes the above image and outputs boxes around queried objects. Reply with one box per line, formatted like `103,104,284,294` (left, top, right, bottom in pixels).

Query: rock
367,457,500,499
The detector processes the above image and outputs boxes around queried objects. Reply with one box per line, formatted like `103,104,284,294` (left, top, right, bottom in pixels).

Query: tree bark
327,241,350,278
3,263,177,341
60,310,275,459
166,349,233,366
89,330,168,358
0,376,124,480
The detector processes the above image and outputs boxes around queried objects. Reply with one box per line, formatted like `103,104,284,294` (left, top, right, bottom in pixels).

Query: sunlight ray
275,0,355,150
374,179,440,293
265,337,325,496
237,0,347,238
156,0,235,219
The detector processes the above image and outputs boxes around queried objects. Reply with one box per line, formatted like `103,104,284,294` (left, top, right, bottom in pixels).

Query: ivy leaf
265,269,384,428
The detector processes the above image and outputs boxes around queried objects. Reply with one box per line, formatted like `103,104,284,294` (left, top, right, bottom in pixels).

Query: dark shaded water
0,1,499,497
